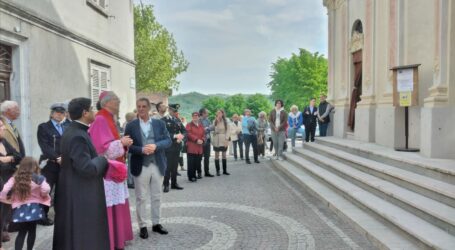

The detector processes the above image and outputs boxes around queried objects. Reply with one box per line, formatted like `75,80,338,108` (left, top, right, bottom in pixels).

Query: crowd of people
0,92,332,250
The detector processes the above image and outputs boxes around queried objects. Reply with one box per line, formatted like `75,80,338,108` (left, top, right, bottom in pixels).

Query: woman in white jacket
230,114,243,161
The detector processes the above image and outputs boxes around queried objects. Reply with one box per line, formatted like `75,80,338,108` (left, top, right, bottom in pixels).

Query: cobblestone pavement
5,154,378,250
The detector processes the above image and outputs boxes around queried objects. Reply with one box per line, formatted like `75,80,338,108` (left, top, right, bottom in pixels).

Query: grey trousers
134,163,163,228
271,130,286,157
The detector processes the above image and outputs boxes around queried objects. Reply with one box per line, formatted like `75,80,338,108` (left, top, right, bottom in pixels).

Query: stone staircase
271,137,455,250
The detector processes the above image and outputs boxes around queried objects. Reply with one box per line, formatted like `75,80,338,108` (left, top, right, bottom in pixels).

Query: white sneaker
278,156,284,161
275,156,279,160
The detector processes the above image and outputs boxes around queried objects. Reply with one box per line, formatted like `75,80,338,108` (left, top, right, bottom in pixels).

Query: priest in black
53,97,109,250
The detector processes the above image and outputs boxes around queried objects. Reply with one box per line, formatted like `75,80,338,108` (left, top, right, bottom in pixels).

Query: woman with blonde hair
212,110,230,176
288,104,303,148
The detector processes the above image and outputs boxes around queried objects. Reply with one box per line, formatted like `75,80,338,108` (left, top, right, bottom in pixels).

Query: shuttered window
87,0,109,14
90,62,110,104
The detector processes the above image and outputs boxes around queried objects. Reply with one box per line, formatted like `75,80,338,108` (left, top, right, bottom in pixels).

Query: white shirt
139,117,152,138
275,108,283,128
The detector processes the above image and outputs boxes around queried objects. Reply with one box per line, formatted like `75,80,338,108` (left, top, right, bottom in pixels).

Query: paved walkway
5,156,377,250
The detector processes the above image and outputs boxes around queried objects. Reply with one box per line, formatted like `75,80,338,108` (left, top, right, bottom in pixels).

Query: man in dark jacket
37,103,69,226
124,98,172,239
161,104,185,192
317,94,333,137
53,97,109,250
303,98,318,142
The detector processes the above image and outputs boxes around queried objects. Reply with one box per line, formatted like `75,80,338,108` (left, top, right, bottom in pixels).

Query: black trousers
244,134,258,161
0,169,15,235
305,122,317,142
163,151,179,187
232,138,244,160
187,153,202,180
202,140,211,174
41,163,59,217
15,222,37,250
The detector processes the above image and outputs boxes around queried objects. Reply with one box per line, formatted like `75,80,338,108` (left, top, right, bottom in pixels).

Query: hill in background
169,92,226,119
169,91,268,119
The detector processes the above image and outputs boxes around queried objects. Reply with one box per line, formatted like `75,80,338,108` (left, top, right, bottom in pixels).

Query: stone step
271,159,422,250
294,147,455,235
302,143,455,208
315,137,455,185
280,153,455,249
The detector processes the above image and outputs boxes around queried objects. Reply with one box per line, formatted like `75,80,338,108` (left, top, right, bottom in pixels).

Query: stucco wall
1,1,136,158
10,0,134,58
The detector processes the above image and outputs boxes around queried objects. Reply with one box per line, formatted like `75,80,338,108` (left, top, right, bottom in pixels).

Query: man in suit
0,100,25,242
303,98,318,142
124,98,172,239
53,97,110,250
0,100,25,156
37,103,69,226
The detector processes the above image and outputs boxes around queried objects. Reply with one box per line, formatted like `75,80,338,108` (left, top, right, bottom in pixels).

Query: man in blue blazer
124,98,172,239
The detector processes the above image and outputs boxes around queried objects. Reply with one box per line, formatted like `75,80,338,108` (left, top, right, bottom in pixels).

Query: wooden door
348,50,362,131
0,44,12,102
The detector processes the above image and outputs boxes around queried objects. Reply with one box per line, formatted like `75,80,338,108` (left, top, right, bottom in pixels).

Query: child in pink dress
0,157,51,250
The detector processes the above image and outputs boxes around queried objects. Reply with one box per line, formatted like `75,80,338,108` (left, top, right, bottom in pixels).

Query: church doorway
348,20,363,131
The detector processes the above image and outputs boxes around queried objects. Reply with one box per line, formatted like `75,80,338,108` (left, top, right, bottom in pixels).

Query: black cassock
52,121,109,250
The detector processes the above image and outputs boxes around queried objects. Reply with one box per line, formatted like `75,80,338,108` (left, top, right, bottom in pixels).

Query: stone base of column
420,106,455,159
354,102,376,143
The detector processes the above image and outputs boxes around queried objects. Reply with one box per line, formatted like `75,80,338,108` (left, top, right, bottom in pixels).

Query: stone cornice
323,0,346,11
0,0,135,66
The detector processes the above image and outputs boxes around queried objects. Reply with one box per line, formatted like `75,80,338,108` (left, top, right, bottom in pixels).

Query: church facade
323,0,455,159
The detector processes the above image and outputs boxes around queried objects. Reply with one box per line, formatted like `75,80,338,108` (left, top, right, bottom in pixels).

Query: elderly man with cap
36,102,69,226
161,104,185,192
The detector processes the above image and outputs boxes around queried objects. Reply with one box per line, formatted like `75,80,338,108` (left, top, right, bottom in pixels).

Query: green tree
134,4,189,92
268,48,327,112
245,94,273,118
224,94,246,118
201,96,225,120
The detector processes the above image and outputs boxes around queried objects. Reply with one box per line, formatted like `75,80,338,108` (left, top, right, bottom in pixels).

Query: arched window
352,19,363,35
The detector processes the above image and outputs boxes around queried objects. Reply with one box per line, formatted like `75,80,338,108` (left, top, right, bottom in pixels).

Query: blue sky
142,0,328,95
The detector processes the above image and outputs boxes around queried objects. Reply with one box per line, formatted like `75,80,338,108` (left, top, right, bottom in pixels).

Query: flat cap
169,103,180,111
50,102,66,112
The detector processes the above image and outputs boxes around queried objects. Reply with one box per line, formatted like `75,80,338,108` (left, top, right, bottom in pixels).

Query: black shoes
139,227,149,239
254,160,260,164
176,172,181,176
152,224,168,235
163,186,170,193
245,160,252,164
127,183,135,189
223,172,230,175
216,171,220,176
38,218,54,226
171,184,184,190
205,173,214,177
189,178,197,182
197,173,202,179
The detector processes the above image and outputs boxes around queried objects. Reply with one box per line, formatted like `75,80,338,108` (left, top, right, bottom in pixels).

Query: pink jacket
0,177,51,209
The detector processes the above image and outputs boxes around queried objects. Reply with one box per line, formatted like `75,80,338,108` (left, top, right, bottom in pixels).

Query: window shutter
100,71,108,90
99,0,106,9
91,68,100,104
90,62,110,105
